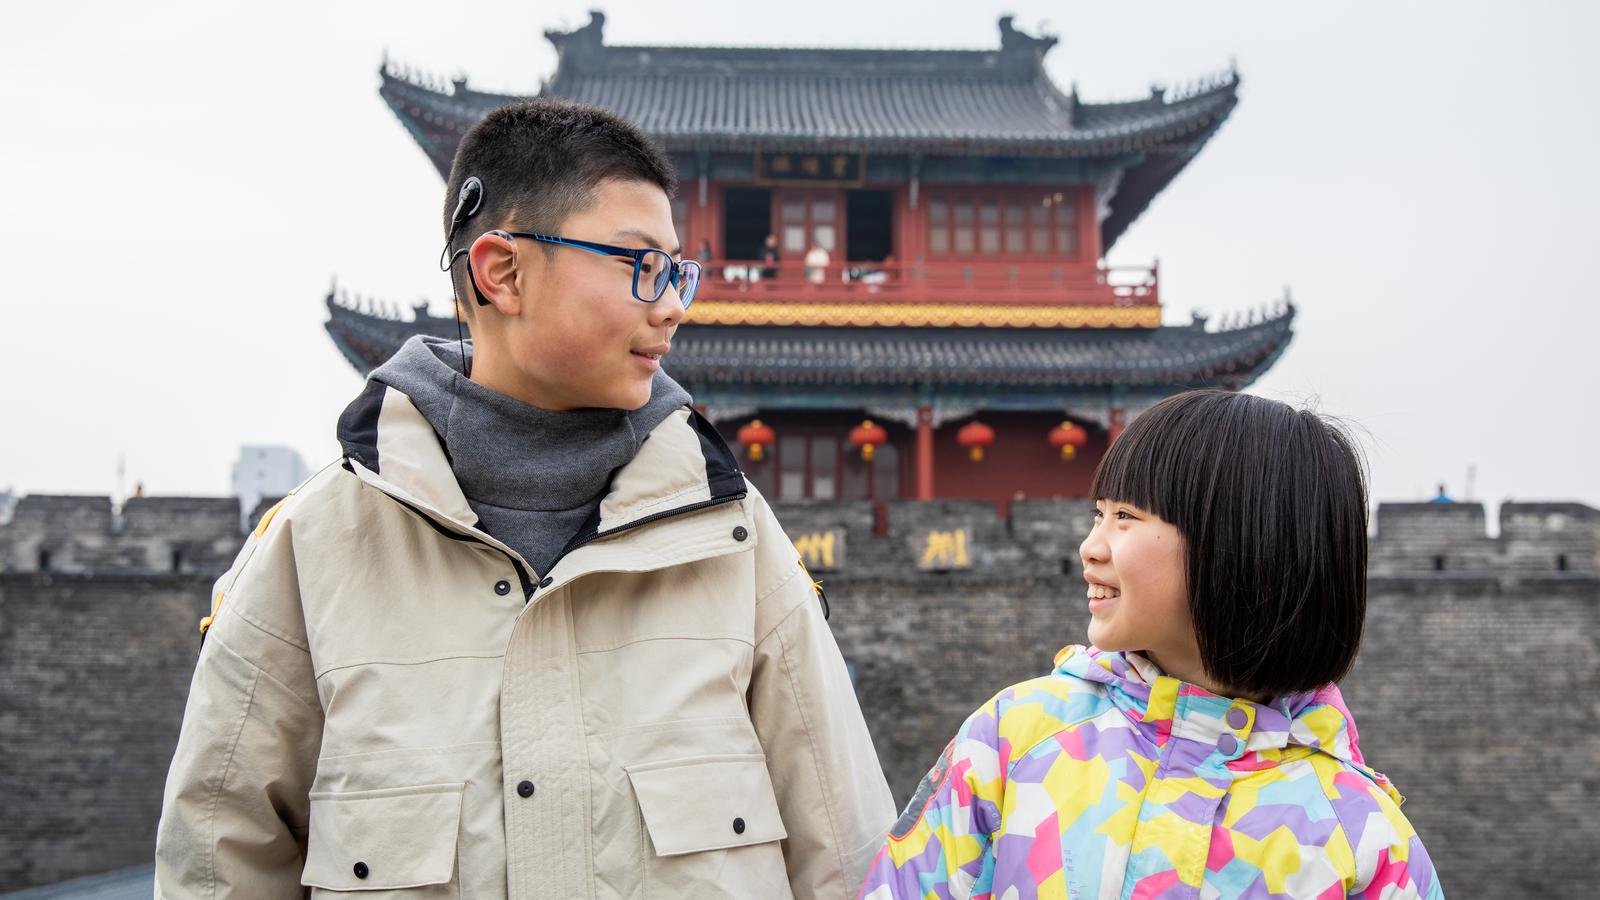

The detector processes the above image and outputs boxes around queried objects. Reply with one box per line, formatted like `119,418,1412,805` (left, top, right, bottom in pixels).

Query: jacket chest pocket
626,754,795,899
301,782,463,897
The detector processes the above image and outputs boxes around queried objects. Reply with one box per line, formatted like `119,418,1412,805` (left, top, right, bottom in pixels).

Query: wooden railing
696,259,1159,306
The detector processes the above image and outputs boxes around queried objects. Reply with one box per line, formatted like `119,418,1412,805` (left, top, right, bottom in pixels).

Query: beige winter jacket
155,381,894,898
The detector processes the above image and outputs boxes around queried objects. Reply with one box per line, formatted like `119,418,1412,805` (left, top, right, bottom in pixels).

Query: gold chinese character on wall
918,528,973,570
793,530,846,572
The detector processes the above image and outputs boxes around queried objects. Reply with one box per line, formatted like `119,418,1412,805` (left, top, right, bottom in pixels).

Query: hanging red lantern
849,419,889,461
737,419,775,462
1049,420,1089,462
957,420,995,462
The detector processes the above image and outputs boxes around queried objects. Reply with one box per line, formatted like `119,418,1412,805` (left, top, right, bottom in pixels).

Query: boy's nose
648,287,685,327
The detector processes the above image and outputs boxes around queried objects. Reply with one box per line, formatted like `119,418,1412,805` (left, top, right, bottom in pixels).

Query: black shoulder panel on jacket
690,408,746,500
336,380,387,474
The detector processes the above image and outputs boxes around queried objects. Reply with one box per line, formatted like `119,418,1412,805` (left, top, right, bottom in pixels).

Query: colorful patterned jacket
859,646,1443,900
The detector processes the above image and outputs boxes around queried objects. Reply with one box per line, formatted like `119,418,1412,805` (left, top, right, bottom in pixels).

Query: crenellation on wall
1371,500,1600,577
886,500,1040,573
0,495,116,574
0,495,245,577
1009,499,1096,576
121,497,246,574
1370,502,1497,574
1498,502,1600,574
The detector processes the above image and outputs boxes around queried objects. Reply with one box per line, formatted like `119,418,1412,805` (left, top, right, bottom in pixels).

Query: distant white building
231,446,310,520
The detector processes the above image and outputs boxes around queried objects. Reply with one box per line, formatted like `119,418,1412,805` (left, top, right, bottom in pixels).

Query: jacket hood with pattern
1055,645,1397,798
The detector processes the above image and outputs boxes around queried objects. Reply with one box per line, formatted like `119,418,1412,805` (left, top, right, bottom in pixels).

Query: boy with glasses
156,99,893,898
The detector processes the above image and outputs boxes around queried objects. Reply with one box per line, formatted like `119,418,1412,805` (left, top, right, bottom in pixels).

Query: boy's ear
467,232,524,316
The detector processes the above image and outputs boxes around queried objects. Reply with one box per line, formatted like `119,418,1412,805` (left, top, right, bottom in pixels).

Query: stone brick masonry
1,494,1595,895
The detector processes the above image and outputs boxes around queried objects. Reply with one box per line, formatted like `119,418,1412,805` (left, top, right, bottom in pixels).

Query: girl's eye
1091,507,1103,519
1115,509,1135,521
636,261,655,275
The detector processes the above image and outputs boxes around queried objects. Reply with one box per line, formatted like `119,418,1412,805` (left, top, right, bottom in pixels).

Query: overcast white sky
2,1,1596,516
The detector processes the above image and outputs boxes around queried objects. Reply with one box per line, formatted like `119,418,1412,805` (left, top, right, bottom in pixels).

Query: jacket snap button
494,580,511,596
732,817,746,834
1226,708,1249,730
732,526,748,542
539,576,554,589
353,861,370,879
517,780,535,798
1217,734,1240,756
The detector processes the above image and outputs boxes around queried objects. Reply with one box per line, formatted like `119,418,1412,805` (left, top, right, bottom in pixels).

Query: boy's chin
591,379,653,411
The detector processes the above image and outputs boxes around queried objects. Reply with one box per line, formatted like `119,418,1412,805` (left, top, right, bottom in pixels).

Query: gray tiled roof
376,14,1238,249
323,293,1292,395
382,14,1235,159
669,315,1291,390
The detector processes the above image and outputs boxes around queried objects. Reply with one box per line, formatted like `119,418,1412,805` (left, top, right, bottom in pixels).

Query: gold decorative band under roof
684,302,1161,329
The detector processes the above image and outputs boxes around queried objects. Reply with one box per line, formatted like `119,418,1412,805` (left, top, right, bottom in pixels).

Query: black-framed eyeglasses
447,231,701,309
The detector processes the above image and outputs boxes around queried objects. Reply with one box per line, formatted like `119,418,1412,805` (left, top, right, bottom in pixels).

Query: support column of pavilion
916,405,935,501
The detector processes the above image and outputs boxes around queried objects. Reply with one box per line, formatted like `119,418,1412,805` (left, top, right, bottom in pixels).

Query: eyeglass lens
639,251,700,308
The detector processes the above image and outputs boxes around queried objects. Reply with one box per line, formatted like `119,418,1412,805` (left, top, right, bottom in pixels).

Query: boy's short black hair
442,98,678,314
1090,390,1368,697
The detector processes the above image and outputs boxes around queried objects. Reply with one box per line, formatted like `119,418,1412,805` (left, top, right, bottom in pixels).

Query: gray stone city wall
0,496,1595,895
0,572,208,892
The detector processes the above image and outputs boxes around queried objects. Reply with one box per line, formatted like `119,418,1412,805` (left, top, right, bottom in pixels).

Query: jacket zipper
543,491,749,584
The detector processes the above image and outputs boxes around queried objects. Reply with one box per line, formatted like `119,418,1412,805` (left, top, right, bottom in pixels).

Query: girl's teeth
1086,585,1121,600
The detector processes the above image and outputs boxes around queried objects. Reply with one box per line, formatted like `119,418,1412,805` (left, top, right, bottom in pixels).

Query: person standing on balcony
760,233,780,280
805,241,831,285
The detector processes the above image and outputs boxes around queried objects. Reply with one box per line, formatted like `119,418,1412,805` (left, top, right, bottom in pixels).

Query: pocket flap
626,754,788,856
302,782,463,890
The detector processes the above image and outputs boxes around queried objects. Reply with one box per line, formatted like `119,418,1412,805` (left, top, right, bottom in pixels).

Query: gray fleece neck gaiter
370,335,692,577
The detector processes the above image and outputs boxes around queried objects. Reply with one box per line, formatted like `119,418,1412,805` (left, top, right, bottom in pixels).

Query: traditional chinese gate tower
327,12,1294,507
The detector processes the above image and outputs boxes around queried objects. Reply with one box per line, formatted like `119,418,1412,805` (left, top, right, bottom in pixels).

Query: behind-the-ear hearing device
450,176,484,231
438,176,497,311
439,175,489,377
438,175,486,271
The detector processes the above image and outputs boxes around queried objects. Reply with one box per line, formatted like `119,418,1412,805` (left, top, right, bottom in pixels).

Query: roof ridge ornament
546,9,606,59
998,15,1058,59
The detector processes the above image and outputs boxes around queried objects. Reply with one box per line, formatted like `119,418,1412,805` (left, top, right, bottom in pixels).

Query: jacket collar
1054,645,1372,770
335,380,748,579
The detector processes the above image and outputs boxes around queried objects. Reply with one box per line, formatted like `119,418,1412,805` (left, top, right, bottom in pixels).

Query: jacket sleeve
746,494,897,899
155,506,324,899
856,698,1006,900
1343,776,1446,900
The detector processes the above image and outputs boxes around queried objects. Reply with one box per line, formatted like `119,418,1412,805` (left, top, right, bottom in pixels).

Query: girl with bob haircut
859,390,1444,900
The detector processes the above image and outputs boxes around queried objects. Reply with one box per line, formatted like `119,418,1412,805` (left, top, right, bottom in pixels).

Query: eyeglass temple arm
522,233,638,259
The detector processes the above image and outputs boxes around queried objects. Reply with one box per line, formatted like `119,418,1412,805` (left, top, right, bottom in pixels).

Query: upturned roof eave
323,290,1292,389
378,61,1239,167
